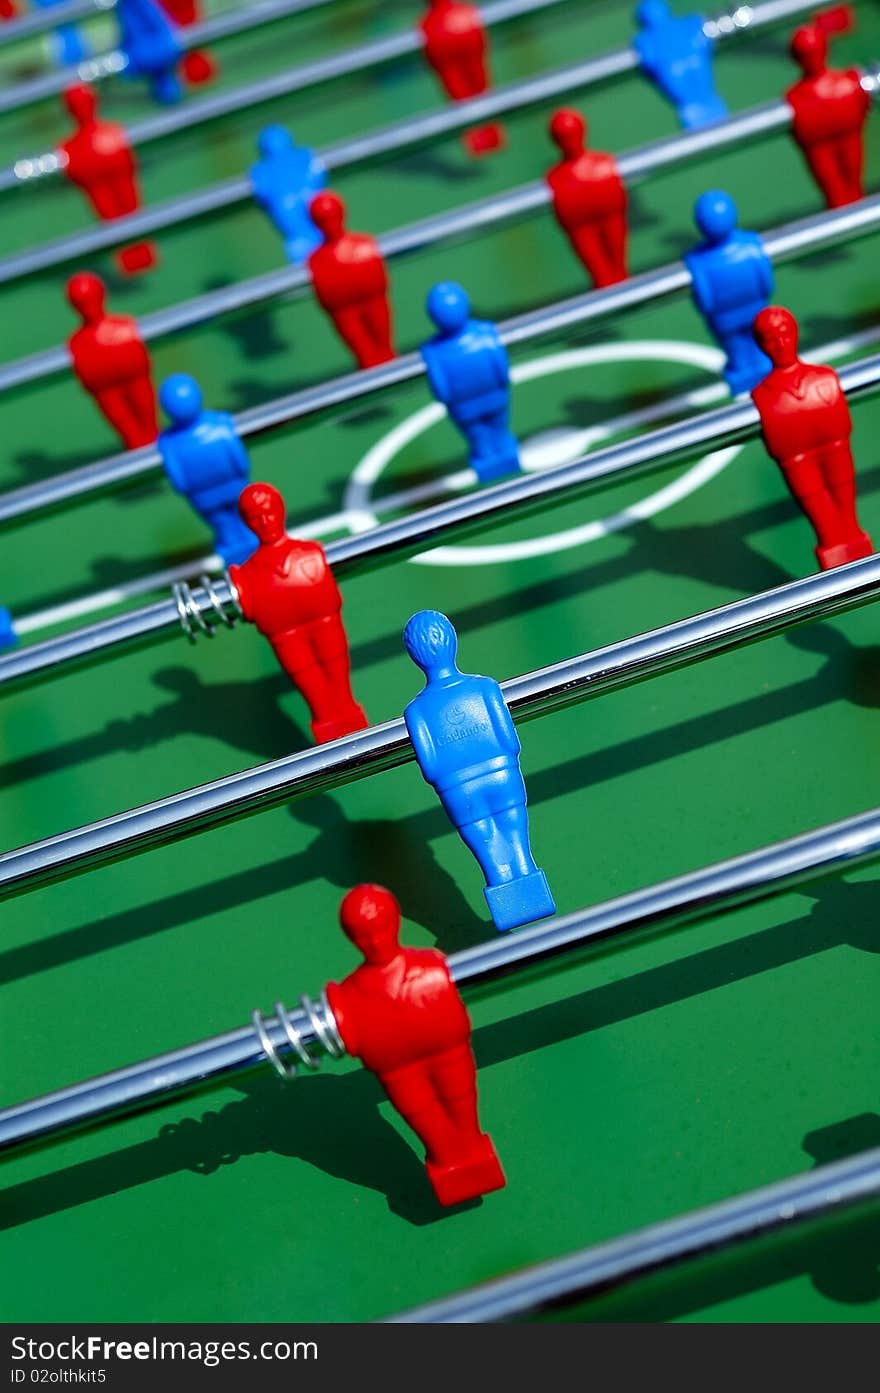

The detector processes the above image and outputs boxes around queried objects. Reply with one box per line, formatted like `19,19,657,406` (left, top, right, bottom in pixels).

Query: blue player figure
684,189,774,394
403,610,556,933
117,0,183,104
32,0,88,66
158,374,257,565
633,0,727,129
420,282,520,483
249,126,327,264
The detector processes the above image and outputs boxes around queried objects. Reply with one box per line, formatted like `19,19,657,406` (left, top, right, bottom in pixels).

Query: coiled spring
173,571,243,642
252,992,345,1079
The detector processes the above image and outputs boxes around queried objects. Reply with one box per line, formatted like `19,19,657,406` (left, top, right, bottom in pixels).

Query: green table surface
1,0,879,1325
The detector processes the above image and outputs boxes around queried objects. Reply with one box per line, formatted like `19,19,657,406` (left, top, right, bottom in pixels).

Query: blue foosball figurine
633,0,727,129
250,126,327,264
420,282,521,483
118,0,183,104
684,189,774,394
403,610,556,933
33,0,88,66
158,374,257,565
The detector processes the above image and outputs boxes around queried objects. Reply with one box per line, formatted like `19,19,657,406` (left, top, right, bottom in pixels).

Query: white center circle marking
344,341,740,567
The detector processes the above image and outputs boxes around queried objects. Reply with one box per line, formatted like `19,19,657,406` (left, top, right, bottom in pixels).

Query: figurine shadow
394,146,487,185
200,278,291,364
3,878,876,1240
565,1113,880,1322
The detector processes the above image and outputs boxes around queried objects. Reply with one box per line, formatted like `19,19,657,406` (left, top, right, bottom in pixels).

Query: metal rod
3,545,880,902
3,346,880,689
3,192,878,533
2,74,869,402
0,0,113,48
0,0,822,193
2,795,879,1150
0,0,569,136
390,1144,880,1321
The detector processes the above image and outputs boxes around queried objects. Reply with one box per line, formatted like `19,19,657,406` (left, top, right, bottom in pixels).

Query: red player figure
785,22,870,208
0,0,18,18
420,0,503,156
307,192,395,371
229,482,368,743
155,0,217,83
326,884,506,1207
751,305,873,570
67,272,158,448
60,86,156,276
545,109,628,288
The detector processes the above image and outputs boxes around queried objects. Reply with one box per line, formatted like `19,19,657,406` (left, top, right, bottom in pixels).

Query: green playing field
1,0,879,1324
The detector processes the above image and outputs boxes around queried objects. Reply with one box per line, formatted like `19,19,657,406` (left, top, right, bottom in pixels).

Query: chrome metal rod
1,797,879,1151
0,77,858,398
3,192,878,530
3,548,880,901
0,0,568,155
3,347,880,687
0,0,820,191
0,0,113,48
391,1144,880,1321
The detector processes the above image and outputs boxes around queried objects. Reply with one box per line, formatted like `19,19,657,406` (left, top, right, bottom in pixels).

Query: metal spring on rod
252,993,345,1080
173,571,243,642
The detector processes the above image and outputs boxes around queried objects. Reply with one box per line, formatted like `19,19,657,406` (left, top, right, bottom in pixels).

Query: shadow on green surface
2,878,877,1240
545,1114,880,1322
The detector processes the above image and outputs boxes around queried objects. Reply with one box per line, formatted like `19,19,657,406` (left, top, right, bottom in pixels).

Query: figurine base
464,123,504,156
427,1135,506,1207
182,49,217,85
117,242,157,276
484,870,556,932
816,532,874,570
311,705,369,745
472,453,521,483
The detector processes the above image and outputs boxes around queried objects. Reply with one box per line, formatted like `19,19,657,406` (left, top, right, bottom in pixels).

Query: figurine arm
404,704,440,784
158,435,186,494
420,344,450,406
486,684,521,757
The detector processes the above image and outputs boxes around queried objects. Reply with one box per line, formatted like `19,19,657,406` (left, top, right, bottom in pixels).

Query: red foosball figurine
326,884,506,1207
420,0,503,155
785,21,870,208
0,0,18,19
229,482,368,744
67,272,158,448
307,192,395,370
156,0,217,83
545,109,628,288
60,85,156,276
751,305,873,570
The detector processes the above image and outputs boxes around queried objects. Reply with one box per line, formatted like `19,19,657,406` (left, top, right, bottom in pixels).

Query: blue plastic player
0,607,16,651
117,0,183,104
420,282,521,483
250,126,327,265
633,0,726,129
684,190,774,394
158,374,257,565
403,610,556,933
33,0,88,66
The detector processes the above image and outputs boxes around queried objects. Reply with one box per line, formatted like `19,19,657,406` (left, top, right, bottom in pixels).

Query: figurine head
549,107,586,159
160,373,203,427
791,23,827,76
693,189,738,244
752,305,799,369
67,271,106,324
635,0,671,29
339,883,401,965
309,191,346,241
257,124,293,158
238,481,287,543
64,83,97,125
426,281,470,335
403,609,458,676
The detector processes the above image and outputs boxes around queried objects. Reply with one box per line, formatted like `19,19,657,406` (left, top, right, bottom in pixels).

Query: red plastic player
229,482,368,743
326,884,506,1207
545,109,628,288
420,0,503,155
785,20,870,208
751,305,873,570
155,0,217,83
0,0,18,19
67,272,158,448
60,85,156,276
308,192,395,371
